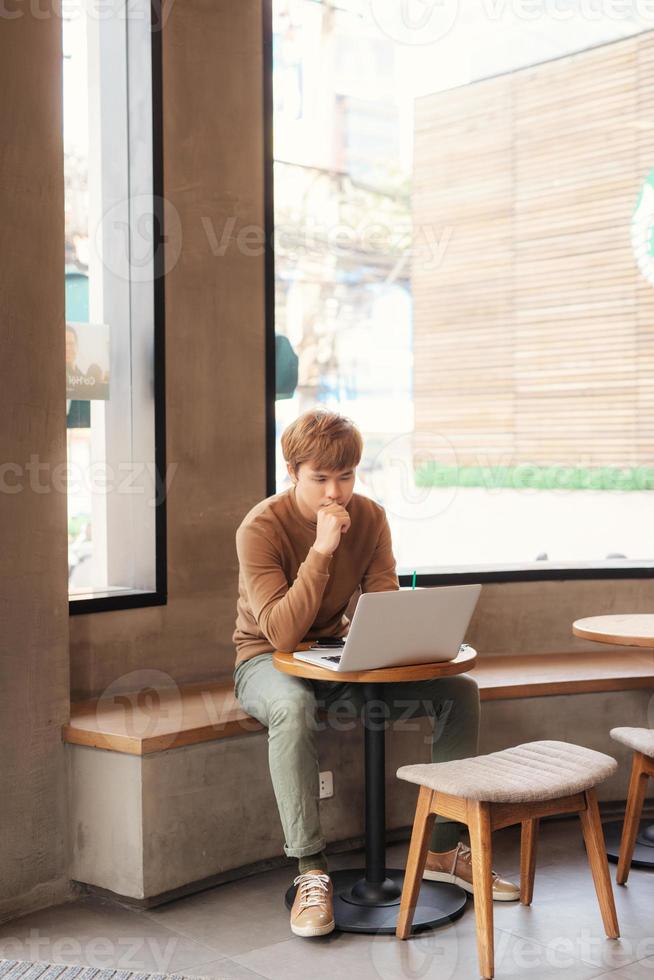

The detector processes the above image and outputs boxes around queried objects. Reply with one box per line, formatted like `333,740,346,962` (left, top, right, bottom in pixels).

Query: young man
233,410,518,938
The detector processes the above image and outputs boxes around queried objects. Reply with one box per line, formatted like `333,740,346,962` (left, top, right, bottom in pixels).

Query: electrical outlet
319,770,334,799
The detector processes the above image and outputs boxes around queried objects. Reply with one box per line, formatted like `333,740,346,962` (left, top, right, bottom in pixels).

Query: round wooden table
573,615,654,868
573,615,654,648
273,645,477,934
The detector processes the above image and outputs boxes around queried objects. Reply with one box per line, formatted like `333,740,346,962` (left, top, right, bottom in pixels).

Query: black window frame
69,4,167,615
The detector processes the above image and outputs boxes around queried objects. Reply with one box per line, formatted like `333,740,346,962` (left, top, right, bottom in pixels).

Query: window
63,0,167,607
269,0,654,579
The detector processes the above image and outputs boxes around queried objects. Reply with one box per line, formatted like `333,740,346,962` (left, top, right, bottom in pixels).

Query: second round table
573,615,654,868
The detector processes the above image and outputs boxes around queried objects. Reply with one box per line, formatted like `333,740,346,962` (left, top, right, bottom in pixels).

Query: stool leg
396,786,436,940
579,788,620,940
520,818,539,906
617,752,649,886
468,801,494,979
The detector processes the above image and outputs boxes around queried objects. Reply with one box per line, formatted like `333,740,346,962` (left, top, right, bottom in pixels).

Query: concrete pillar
0,5,71,922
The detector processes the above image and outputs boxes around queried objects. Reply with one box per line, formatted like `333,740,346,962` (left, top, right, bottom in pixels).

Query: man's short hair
281,410,363,474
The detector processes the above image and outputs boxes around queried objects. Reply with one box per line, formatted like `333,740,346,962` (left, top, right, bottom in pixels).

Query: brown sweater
233,487,399,666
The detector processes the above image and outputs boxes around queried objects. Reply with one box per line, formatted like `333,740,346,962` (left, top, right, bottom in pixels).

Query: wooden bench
63,649,654,755
63,679,262,755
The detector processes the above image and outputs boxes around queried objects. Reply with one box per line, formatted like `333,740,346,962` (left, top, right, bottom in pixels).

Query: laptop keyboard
319,646,468,667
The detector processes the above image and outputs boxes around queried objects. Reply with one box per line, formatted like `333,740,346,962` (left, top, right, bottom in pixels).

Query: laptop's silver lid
339,584,481,671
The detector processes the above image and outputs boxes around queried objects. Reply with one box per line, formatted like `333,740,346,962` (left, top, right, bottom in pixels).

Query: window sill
69,590,166,615
399,560,654,587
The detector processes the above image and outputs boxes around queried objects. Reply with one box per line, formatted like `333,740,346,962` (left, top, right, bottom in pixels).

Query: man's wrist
313,543,333,558
306,546,333,574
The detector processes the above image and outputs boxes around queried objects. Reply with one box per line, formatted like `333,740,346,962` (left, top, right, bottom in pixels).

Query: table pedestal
604,819,654,869
285,681,468,934
570,617,654,871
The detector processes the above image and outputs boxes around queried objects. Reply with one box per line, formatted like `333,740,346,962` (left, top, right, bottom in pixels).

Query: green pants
233,652,480,859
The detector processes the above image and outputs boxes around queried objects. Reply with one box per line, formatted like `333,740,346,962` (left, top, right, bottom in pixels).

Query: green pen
411,570,417,590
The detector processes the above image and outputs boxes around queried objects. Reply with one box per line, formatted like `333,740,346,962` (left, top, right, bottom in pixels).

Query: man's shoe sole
422,869,519,902
291,919,336,937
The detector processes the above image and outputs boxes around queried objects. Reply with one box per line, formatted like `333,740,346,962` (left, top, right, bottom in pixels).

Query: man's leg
314,673,478,849
234,654,338,936
371,673,480,851
234,654,327,868
377,674,518,900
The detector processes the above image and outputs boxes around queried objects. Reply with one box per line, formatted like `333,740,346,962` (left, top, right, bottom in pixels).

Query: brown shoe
423,842,519,901
290,870,335,937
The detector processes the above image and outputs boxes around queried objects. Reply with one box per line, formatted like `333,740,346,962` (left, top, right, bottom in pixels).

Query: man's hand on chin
313,503,351,557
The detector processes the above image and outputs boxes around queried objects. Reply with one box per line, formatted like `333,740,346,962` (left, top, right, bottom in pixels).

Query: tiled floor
0,819,653,979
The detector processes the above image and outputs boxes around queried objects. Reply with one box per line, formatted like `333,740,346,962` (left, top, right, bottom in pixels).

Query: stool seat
609,727,654,885
396,739,620,977
397,739,617,803
610,727,654,758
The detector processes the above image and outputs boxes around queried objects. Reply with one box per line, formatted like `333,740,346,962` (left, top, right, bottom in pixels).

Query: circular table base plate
604,819,654,869
284,867,468,934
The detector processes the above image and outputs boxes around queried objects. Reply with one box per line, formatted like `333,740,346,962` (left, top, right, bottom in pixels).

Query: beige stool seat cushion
610,727,654,758
397,740,617,803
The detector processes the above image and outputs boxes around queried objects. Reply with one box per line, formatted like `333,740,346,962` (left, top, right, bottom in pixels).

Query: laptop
293,584,481,672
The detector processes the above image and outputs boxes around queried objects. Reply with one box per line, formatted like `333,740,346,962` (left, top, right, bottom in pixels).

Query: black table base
284,869,466,934
284,679,468,935
604,818,654,869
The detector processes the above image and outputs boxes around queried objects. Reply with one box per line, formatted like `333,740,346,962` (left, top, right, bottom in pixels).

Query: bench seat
475,649,654,700
63,649,654,756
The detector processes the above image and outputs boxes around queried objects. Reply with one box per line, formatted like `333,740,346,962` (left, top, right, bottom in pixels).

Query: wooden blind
412,33,654,468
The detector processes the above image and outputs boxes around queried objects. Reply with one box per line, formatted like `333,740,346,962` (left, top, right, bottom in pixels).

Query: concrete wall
467,578,654,657
68,748,144,897
0,8,71,923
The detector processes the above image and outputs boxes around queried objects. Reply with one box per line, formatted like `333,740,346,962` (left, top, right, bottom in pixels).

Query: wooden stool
610,727,654,884
395,740,620,980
